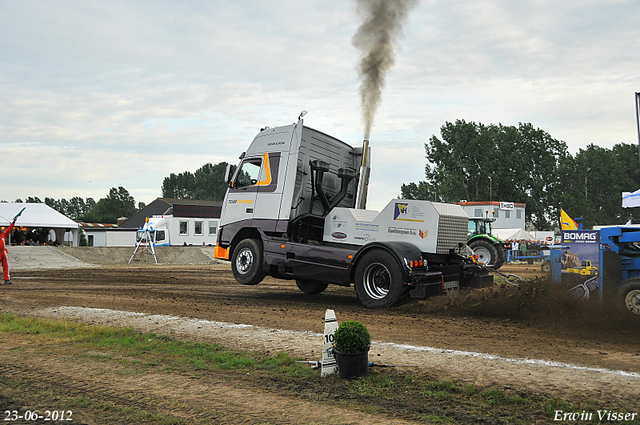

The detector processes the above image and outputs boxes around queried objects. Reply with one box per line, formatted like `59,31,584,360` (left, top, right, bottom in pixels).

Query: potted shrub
333,320,371,379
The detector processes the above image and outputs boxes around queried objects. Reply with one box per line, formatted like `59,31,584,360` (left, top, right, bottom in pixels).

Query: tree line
15,187,141,224
401,120,640,230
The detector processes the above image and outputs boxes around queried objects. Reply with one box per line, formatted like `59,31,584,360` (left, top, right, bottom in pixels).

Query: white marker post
321,309,339,377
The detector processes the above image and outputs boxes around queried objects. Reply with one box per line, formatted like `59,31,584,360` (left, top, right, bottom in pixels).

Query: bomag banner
561,230,600,300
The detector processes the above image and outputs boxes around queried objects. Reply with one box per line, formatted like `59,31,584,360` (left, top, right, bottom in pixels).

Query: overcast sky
1,0,638,211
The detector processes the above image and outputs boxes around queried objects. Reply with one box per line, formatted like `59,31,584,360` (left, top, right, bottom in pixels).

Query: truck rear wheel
617,278,640,315
354,250,409,309
231,238,265,285
296,280,329,295
468,239,498,267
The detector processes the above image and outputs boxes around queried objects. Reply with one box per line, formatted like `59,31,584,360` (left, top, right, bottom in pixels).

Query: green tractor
467,216,506,269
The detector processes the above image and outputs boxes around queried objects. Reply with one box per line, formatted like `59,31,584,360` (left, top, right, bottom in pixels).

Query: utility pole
489,176,492,203
636,92,640,175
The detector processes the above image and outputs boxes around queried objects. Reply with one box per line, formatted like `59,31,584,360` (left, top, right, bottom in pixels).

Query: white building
456,201,526,229
78,223,136,247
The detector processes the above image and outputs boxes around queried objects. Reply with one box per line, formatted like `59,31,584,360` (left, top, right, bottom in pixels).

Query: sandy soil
1,252,640,423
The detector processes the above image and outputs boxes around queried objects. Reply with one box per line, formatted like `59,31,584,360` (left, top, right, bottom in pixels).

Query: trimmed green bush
333,321,371,354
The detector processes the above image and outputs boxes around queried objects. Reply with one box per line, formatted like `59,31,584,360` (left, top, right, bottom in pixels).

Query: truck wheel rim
236,247,253,275
625,289,640,315
362,262,391,300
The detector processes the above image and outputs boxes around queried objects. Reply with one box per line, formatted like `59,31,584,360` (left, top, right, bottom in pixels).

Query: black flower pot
334,347,369,379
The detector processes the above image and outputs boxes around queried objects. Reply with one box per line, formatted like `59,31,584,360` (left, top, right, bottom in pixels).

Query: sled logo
419,229,428,239
394,203,408,220
394,202,425,223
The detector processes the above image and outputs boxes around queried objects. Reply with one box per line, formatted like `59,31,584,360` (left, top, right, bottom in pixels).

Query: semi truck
214,114,492,308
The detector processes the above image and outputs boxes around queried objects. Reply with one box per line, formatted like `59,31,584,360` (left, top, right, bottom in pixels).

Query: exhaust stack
355,139,371,210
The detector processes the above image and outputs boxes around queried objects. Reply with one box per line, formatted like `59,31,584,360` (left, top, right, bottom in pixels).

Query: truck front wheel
354,250,410,309
231,239,265,285
617,278,640,315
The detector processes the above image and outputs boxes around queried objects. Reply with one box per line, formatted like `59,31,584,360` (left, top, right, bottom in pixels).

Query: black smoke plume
353,0,419,140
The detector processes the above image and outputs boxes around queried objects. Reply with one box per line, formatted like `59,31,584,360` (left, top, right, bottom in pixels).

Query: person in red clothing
1,208,24,285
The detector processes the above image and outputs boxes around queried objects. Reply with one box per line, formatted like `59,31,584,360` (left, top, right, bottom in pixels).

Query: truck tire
231,238,265,285
617,278,640,315
354,250,410,309
468,239,498,267
296,280,329,295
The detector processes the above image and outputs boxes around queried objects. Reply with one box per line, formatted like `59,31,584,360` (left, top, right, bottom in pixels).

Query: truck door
222,156,263,225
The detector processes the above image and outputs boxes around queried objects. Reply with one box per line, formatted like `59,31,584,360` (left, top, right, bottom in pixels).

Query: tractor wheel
468,239,498,267
354,250,410,309
296,280,329,295
617,278,640,315
493,245,506,269
231,238,265,285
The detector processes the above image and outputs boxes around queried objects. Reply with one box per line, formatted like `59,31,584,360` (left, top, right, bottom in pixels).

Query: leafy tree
404,119,640,229
84,198,96,217
193,162,229,201
162,171,196,199
162,162,229,201
400,181,435,200
411,120,570,230
44,196,97,221
88,187,136,224
67,197,87,219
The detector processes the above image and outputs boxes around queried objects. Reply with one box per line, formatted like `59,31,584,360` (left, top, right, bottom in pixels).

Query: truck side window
234,159,262,188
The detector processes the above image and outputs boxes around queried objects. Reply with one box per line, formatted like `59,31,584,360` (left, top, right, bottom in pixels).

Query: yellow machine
566,260,599,276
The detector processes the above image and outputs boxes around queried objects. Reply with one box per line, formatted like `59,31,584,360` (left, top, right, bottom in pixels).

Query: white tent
0,203,79,246
491,228,533,241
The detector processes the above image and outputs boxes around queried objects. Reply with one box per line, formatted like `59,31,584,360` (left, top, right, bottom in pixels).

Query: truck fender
227,227,263,258
352,241,423,283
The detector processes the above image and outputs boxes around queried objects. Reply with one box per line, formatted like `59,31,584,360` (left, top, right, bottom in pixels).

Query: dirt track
1,259,640,423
